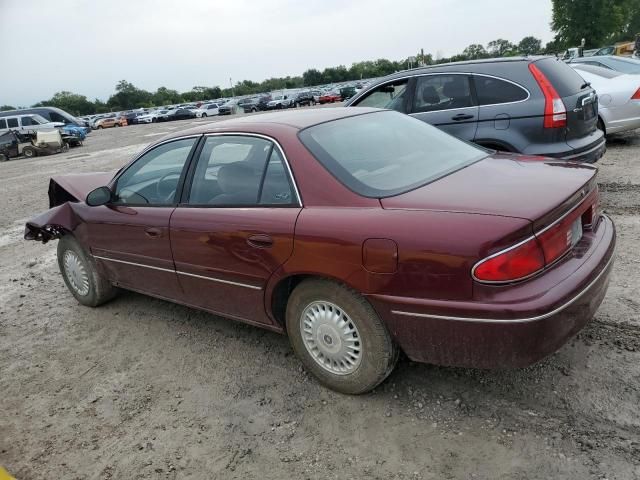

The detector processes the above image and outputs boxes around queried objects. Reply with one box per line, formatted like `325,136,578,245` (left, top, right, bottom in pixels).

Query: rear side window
0,119,6,129
7,118,18,128
534,58,586,97
474,76,528,105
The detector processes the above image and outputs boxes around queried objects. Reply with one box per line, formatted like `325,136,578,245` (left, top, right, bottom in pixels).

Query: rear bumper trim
391,229,614,325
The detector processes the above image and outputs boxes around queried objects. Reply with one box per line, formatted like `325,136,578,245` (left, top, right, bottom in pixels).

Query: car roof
168,107,381,138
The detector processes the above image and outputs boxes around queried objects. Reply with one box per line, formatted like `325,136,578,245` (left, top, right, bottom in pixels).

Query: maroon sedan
25,108,615,394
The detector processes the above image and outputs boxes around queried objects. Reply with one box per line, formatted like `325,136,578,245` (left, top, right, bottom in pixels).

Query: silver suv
346,56,605,163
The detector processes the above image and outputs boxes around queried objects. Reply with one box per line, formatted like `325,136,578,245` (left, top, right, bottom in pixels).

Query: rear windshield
572,64,622,79
604,57,640,74
298,111,487,198
535,57,586,97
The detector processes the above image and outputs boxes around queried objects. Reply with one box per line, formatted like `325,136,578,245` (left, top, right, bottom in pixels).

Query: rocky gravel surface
1,115,638,479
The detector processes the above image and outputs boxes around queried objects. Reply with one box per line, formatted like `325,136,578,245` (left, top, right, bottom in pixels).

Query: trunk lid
380,153,597,222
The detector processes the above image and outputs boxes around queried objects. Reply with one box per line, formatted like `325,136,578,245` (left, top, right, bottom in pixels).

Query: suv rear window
534,58,586,97
298,111,487,198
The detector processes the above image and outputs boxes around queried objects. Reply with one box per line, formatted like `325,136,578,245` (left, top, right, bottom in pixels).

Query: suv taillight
529,63,567,128
632,87,640,100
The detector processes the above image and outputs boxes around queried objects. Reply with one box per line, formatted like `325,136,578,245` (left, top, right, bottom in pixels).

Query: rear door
472,74,531,150
534,58,599,149
170,134,301,325
408,74,479,141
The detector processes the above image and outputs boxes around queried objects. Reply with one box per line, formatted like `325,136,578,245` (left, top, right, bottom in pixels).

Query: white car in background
136,109,168,124
194,103,220,118
571,63,640,135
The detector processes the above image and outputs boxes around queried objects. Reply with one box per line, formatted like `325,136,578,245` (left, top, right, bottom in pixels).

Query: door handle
247,234,273,248
451,113,474,121
145,227,163,238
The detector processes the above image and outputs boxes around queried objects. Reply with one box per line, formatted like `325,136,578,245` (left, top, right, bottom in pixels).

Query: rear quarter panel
275,207,532,302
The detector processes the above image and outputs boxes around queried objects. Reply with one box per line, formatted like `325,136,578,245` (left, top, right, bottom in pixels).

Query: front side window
188,136,296,206
299,110,487,198
21,116,36,126
354,79,408,112
412,75,473,113
114,137,197,205
473,76,528,105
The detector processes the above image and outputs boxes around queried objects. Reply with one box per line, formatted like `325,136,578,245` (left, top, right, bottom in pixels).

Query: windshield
299,111,488,198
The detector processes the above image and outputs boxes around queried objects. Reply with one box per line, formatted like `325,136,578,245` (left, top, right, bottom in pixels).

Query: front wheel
0,153,8,162
57,235,118,307
286,279,398,394
202,113,207,118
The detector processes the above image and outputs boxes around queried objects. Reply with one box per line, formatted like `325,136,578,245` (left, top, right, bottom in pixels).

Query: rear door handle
451,113,474,121
247,234,273,248
145,227,163,238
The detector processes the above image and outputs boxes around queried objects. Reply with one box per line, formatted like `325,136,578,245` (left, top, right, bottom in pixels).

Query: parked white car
136,110,168,124
194,103,220,118
0,113,63,135
571,64,640,135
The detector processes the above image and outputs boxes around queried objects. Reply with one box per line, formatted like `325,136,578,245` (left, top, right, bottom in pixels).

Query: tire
152,118,157,123
97,125,103,129
114,123,119,127
202,113,207,118
57,235,118,307
597,118,606,136
0,153,8,162
286,279,398,394
22,146,37,158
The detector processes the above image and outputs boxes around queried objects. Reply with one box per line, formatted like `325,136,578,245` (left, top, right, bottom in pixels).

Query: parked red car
25,108,615,394
318,91,342,104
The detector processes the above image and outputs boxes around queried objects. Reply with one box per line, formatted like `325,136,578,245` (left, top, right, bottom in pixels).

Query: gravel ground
1,111,639,480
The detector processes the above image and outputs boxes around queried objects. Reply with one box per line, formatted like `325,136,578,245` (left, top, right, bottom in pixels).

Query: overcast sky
0,0,553,107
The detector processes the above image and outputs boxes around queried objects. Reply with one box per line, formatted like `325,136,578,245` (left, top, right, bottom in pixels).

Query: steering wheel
156,171,181,203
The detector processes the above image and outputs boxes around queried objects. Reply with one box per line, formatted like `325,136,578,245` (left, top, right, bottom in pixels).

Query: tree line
2,0,639,115
0,35,547,116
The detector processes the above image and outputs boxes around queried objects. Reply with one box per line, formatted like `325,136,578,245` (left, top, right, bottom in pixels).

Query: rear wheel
286,279,398,394
0,153,7,162
202,113,207,118
57,235,117,307
597,118,606,136
22,146,37,158
97,125,103,129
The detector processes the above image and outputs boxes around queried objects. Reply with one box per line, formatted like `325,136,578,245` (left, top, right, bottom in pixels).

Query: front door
170,134,301,325
409,74,479,141
86,136,199,299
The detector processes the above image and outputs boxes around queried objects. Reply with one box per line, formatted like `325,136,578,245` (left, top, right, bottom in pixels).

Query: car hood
49,172,115,203
381,153,598,221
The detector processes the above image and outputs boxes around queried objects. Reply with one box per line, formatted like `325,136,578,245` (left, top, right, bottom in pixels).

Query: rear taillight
632,88,640,100
474,187,599,283
529,63,567,128
473,237,545,283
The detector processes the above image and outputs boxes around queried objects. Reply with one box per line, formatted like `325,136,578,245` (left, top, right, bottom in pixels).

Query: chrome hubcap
300,301,362,375
63,250,90,296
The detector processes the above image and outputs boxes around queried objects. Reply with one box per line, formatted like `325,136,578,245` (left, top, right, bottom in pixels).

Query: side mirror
86,186,113,207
